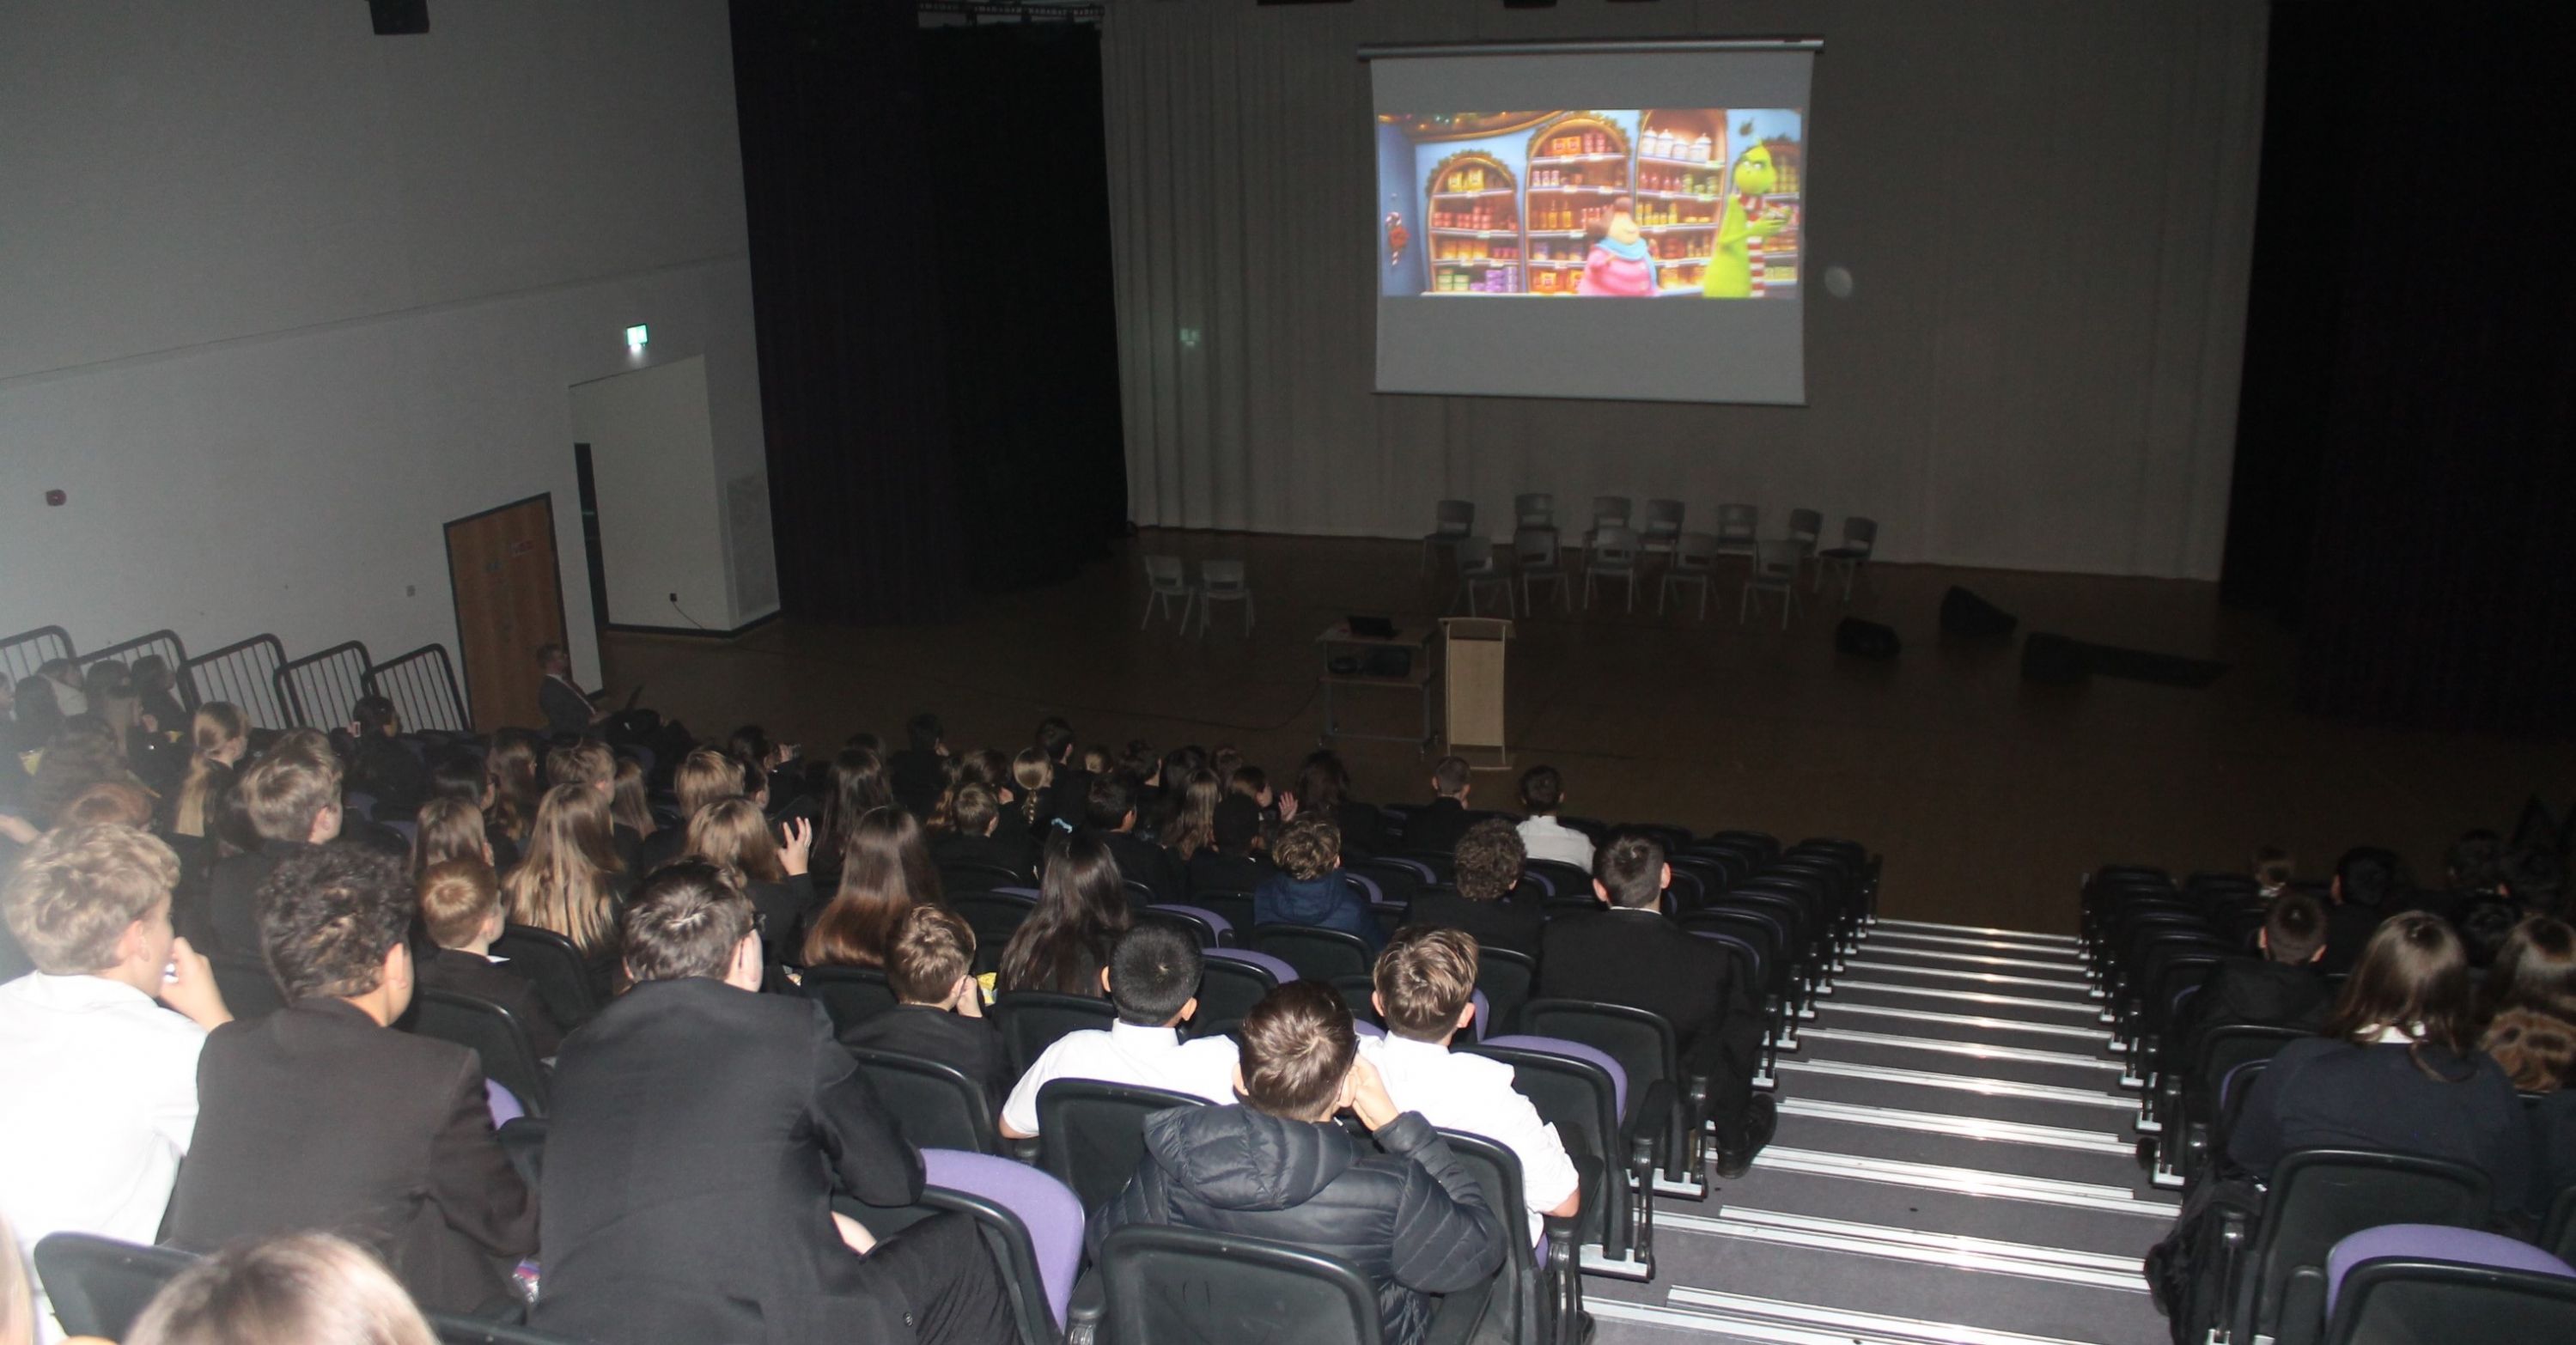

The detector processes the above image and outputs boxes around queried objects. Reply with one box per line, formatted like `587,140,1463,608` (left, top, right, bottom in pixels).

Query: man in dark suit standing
533,861,1012,1345
164,844,537,1314
535,642,605,739
1538,832,1775,1176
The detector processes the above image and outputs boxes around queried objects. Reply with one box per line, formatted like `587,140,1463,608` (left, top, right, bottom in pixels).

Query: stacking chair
848,1047,1004,1154
1455,538,1514,617
490,924,600,1029
207,952,286,1021
1785,508,1824,572
1658,532,1720,619
1095,1224,1385,1345
1423,500,1475,574
1037,1079,1211,1211
1711,503,1759,562
918,1149,1088,1345
1740,539,1803,628
1196,559,1252,636
2222,1149,2492,1345
798,965,898,1033
1250,925,1375,983
2322,1225,2576,1344
1513,526,1570,612
407,985,551,1116
1142,555,1195,630
1816,516,1879,599
1585,496,1634,547
1515,493,1556,530
1582,526,1642,612
1471,1035,1663,1280
32,1233,197,1341
993,989,1119,1077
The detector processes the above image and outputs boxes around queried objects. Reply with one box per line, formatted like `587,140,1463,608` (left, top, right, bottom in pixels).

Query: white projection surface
1369,42,1817,405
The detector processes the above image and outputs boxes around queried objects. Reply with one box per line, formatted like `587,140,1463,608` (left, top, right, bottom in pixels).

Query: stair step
1744,1146,2176,1219
1660,1206,2148,1292
1786,1035,2122,1091
1773,1056,2136,1133
1861,928,2089,961
1848,945,2092,977
1812,1001,2113,1044
1873,919,2080,947
1774,1058,2134,1111
1769,1112,2141,1186
1826,979,2109,1019
1588,1248,2152,1343
1777,1098,2135,1157
1703,1160,2170,1257
1839,959,2095,994
1793,1026,2122,1073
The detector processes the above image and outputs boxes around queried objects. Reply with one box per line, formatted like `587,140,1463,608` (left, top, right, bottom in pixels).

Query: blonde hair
610,756,655,839
503,782,624,952
1011,748,1053,828
2,824,179,973
123,1233,436,1345
686,796,788,884
175,703,248,837
673,747,746,822
1373,926,1480,1041
241,742,342,844
545,739,614,789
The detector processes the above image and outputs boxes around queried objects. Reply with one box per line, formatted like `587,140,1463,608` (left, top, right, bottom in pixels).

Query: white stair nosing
1668,1287,2108,1345
1775,1097,2136,1154
1829,979,2108,1016
1842,959,2096,992
1862,928,2090,959
1775,1057,2138,1110
1659,1206,2151,1291
1873,919,2080,946
1848,945,2093,977
1796,1025,2125,1071
1750,1146,2178,1218
1815,1001,2113,1042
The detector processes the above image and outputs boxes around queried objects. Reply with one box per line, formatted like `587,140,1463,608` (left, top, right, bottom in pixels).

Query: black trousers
864,1210,1018,1345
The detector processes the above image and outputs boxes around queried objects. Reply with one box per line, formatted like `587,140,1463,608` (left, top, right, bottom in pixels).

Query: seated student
2250,845,2295,902
0,825,229,1340
533,861,1012,1345
415,860,565,1058
123,1232,439,1345
802,806,940,971
204,739,344,957
545,739,642,874
2501,845,2565,918
1254,814,1384,952
685,796,815,964
1361,928,1580,1242
887,712,949,819
344,696,428,821
1158,769,1223,873
167,703,249,842
2226,912,2530,1196
1188,794,1275,896
929,782,1037,885
2481,915,2576,1020
996,833,1133,996
1033,717,1090,831
2167,891,2333,1058
840,905,1012,1105
1406,819,1544,959
1404,756,1477,856
1000,922,1239,1138
1082,775,1183,905
1092,981,1506,1345
1539,832,1775,1175
1513,764,1594,872
1294,750,1385,860
639,746,745,873
502,782,630,1003
166,844,537,1316
2319,846,2402,977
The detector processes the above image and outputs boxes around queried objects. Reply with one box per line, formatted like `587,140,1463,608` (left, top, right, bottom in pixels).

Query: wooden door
445,495,569,733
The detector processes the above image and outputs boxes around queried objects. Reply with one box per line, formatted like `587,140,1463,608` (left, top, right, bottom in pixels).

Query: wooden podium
1440,617,1513,769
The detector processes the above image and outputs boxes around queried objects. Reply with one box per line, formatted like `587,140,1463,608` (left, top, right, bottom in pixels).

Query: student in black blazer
533,862,1012,1345
1402,757,1478,856
1084,775,1183,908
202,744,346,957
164,846,537,1315
887,713,950,819
415,859,567,1057
837,906,1014,1105
1538,833,1773,1175
683,797,819,965
1405,819,1544,959
1188,796,1276,896
929,783,1039,888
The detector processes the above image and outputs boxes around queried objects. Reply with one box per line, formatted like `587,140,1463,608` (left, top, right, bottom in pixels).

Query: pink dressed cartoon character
1575,195,1658,297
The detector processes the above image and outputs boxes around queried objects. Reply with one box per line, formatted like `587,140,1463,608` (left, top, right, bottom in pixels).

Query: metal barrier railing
73,630,196,712
184,636,290,732
364,644,472,734
276,641,372,731
0,625,75,690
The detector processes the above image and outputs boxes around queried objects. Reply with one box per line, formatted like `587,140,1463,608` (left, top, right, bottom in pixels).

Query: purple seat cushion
1148,903,1234,941
1470,989,1489,1040
1205,947,1300,983
2326,1224,2576,1312
922,1148,1085,1327
484,1079,525,1127
1480,1033,1627,1117
1355,1019,1385,1039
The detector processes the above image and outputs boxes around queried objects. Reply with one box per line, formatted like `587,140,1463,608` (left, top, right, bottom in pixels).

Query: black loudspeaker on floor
1836,617,1902,661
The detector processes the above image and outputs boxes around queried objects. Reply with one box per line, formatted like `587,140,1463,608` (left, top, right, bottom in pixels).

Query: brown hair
610,756,655,839
123,1232,436,1345
61,780,158,830
28,718,131,827
1010,749,1053,828
1516,764,1565,816
410,798,490,874
673,747,746,821
2485,916,2576,1021
502,782,625,953
998,832,1132,995
887,905,976,1004
1452,818,1526,903
1163,770,1223,861
2324,911,2477,1077
545,739,614,790
1597,833,1666,910
240,743,343,845
801,807,940,969
417,859,502,949
2262,891,2328,965
1374,926,1479,1042
175,703,248,837
2251,845,2295,890
1430,755,1471,799
1273,814,1342,882
482,730,543,843
2481,1007,2576,1092
687,796,788,884
1,824,178,973
949,782,1001,837
1237,981,1356,1120
622,861,754,984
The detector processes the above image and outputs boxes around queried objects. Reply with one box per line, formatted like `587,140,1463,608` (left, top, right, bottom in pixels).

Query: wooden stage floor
600,530,2574,934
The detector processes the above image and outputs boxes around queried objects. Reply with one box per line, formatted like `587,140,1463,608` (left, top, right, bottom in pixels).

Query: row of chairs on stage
1423,496,1877,625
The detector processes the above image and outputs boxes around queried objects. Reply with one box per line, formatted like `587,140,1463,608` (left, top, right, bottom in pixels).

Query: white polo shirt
0,972,208,1342
1360,1031,1582,1245
1517,816,1596,872
1000,1019,1242,1136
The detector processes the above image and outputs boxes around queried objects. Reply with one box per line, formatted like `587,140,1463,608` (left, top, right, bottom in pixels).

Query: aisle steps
1590,918,2173,1345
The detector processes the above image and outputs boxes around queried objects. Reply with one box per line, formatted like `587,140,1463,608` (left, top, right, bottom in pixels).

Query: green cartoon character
1704,137,1787,300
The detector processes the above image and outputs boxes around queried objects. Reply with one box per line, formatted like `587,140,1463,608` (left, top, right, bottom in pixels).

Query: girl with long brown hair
482,729,545,847
1160,769,1224,862
503,782,627,997
172,703,249,838
809,748,897,892
801,807,939,969
688,796,816,963
609,756,656,842
411,797,495,874
996,832,1134,996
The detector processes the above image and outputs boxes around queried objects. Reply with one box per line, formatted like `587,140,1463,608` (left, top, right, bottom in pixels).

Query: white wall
0,0,770,691
573,356,739,631
1102,0,2267,579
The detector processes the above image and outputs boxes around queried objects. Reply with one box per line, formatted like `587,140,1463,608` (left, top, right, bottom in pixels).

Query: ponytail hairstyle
1011,748,1054,828
175,703,250,837
2324,911,2478,1079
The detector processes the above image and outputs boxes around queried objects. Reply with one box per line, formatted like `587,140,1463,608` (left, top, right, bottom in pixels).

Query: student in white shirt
999,922,1239,1138
0,824,231,1342
1359,926,1580,1243
1513,765,1594,873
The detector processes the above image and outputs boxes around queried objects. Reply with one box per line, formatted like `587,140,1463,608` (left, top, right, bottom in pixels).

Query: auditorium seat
992,989,1119,1077
796,965,898,1033
31,1232,197,1341
406,984,551,1117
1036,1079,1211,1213
1470,1034,1659,1281
847,1047,1003,1155
1095,1223,1386,1345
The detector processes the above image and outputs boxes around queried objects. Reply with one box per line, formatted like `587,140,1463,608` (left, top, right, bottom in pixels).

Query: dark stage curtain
729,4,1124,622
2223,3,2576,739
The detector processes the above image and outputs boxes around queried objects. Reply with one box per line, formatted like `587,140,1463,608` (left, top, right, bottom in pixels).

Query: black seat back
1191,890,1257,934
207,952,286,1021
2188,1025,2314,1118
2549,1184,2576,1264
1036,1079,1209,1211
1436,1129,1538,1345
1191,953,1282,1038
993,990,1118,1077
1249,925,1374,983
849,1047,1002,1155
2238,1148,2492,1345
939,859,1027,896
951,891,1038,975
1474,946,1537,1036
490,924,600,1029
1098,1224,1385,1345
428,1312,594,1344
1520,858,1593,900
407,984,551,1115
2323,1258,2576,1345
32,1232,197,1340
799,965,898,1033
1520,999,1678,1122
